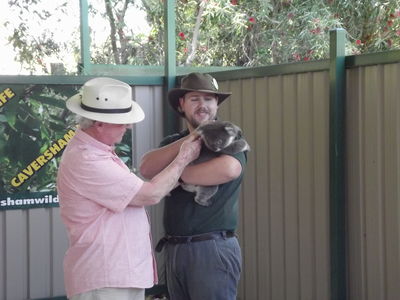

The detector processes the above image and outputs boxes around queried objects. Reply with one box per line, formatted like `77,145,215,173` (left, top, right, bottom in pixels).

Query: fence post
79,0,91,74
329,28,347,300
163,0,180,136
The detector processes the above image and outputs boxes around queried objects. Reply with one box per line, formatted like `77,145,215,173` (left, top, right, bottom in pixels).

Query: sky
0,0,150,75
0,0,80,75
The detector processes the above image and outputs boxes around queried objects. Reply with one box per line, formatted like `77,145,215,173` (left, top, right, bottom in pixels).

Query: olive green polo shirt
160,130,247,236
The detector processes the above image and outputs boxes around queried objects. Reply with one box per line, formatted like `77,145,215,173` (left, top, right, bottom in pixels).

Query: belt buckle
155,237,168,252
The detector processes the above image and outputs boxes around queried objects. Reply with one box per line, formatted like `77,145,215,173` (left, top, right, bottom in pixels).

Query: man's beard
185,109,216,128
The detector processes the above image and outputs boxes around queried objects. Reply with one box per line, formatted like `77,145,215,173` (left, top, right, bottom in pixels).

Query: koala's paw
180,183,197,193
194,196,214,207
222,139,250,155
194,185,219,206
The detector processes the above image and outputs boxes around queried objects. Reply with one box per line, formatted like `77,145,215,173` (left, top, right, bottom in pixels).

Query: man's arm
131,135,201,206
139,131,198,179
181,154,242,186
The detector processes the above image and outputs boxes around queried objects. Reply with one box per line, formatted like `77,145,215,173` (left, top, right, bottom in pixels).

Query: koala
180,120,250,206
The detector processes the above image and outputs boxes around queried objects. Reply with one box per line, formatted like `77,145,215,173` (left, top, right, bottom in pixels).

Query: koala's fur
180,121,250,206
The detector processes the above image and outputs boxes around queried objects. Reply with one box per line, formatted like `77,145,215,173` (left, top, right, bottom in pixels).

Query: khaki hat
168,73,232,115
66,77,145,124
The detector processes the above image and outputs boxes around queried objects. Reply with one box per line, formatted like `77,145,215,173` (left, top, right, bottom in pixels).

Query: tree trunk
185,0,206,66
105,0,120,64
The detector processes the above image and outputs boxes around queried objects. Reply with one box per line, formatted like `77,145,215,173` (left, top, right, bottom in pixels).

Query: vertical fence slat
134,85,167,284
51,208,68,296
134,86,157,169
0,212,5,299
267,76,285,300
254,77,271,300
312,71,330,300
6,210,28,300
282,74,301,300
363,65,386,300
382,64,400,300
241,78,258,300
346,66,367,300
29,208,51,298
297,72,315,300
219,79,247,300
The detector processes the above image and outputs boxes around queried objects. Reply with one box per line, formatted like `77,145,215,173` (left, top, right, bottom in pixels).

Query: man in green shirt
140,72,247,300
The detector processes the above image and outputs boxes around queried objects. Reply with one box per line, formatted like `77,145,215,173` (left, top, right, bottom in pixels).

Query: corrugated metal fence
346,63,400,300
214,61,400,300
217,72,331,300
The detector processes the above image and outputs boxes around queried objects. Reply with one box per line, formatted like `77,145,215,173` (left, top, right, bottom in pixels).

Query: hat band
80,103,132,114
181,86,217,92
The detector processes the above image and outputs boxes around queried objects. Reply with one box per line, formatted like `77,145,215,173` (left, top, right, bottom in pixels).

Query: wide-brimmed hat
66,77,145,124
168,73,232,115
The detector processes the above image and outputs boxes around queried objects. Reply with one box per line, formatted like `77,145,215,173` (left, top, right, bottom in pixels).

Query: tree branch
105,0,120,64
185,0,206,66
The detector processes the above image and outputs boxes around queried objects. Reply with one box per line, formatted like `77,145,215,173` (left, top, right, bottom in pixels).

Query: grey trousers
166,236,241,300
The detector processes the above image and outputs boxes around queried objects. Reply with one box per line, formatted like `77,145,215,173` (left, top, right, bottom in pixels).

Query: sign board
0,83,132,210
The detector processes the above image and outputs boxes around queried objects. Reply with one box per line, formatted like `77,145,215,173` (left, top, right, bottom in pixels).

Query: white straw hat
66,77,145,124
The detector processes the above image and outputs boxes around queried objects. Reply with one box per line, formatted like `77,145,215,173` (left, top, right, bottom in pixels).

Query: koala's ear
225,125,236,136
233,123,242,134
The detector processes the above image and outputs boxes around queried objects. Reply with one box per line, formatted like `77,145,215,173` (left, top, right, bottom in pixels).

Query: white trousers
70,287,145,300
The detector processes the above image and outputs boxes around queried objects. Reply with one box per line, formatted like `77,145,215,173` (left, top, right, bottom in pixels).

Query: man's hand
132,133,202,207
178,134,202,165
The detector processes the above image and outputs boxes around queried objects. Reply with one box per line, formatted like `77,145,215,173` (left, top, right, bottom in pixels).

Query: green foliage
134,0,400,66
116,136,133,165
4,0,400,69
171,0,399,66
88,0,165,65
331,0,400,53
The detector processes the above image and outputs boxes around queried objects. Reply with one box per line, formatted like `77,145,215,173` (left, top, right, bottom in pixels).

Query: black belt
155,231,236,252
